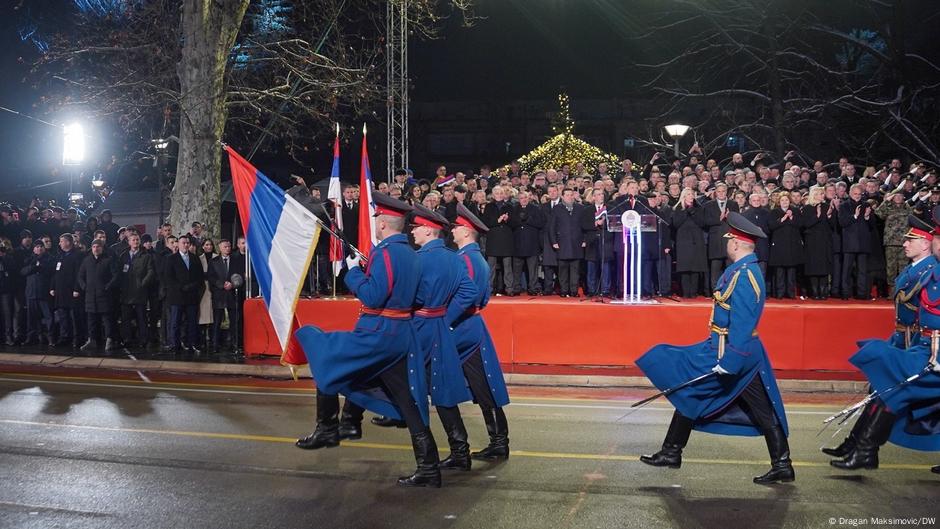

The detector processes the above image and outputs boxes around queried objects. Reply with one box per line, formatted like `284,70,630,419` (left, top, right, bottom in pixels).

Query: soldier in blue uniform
637,212,794,484
835,208,940,472
295,193,442,488
409,203,479,471
450,203,512,461
823,215,937,460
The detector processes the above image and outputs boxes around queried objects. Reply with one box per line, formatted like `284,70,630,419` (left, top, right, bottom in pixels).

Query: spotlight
63,123,85,165
68,193,84,203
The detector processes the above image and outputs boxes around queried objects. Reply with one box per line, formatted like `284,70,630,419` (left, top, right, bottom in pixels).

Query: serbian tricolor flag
226,145,321,371
327,126,344,277
357,123,377,258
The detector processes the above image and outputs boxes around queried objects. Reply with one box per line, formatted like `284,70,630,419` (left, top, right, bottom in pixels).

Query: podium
608,211,659,305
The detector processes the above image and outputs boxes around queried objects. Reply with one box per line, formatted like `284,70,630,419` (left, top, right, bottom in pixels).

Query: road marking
0,418,933,471
0,374,847,414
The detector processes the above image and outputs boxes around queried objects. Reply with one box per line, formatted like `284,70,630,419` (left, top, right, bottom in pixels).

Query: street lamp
664,124,690,159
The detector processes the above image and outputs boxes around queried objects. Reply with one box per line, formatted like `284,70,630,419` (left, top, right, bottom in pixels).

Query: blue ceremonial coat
889,255,937,348
296,234,430,425
851,261,940,451
451,242,510,407
636,253,789,437
414,238,477,407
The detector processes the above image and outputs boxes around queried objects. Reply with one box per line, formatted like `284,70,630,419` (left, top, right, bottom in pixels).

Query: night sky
1,1,938,194
0,0,658,193
411,0,651,101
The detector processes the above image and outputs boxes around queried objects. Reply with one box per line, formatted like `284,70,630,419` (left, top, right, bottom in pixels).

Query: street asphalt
0,369,937,529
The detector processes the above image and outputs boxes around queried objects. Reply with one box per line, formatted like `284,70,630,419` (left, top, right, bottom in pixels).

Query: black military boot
470,407,509,461
296,394,341,450
437,406,471,471
754,426,795,484
338,400,364,440
397,429,442,488
371,415,408,428
931,465,939,474
641,411,693,469
821,401,877,457
830,405,896,470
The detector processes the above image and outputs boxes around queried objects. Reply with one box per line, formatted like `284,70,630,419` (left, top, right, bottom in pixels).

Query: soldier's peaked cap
454,202,488,233
372,191,413,218
410,203,449,230
906,214,934,240
723,211,767,243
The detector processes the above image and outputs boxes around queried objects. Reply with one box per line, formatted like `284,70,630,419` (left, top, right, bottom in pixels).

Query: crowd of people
304,148,938,302
0,202,247,354
3,147,935,355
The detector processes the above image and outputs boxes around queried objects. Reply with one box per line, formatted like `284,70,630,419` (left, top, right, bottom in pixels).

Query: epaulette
713,270,741,309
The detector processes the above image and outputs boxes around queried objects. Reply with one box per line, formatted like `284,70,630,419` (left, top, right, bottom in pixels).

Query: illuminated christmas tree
516,92,620,174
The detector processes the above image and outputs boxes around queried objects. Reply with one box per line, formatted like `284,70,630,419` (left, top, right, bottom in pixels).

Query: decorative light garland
515,92,620,175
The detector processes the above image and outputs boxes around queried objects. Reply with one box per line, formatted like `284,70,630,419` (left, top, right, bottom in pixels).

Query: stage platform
243,296,893,375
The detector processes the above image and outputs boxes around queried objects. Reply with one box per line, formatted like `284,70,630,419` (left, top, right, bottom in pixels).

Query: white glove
711,364,730,375
345,254,362,270
929,362,940,373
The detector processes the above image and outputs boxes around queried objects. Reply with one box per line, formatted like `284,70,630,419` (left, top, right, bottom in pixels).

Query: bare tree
632,0,940,165
26,0,475,237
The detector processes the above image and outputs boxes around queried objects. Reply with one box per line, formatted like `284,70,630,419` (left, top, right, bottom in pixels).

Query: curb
0,352,867,393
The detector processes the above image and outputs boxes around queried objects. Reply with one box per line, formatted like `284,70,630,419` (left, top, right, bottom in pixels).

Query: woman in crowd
198,238,215,346
768,191,804,299
801,185,834,300
672,188,707,298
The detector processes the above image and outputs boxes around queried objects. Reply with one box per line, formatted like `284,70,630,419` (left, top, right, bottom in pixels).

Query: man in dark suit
117,232,156,348
548,188,588,297
50,234,83,347
481,186,518,295
540,184,562,295
511,190,545,295
21,241,54,345
207,239,245,352
340,184,360,248
839,184,874,299
77,240,118,352
702,183,740,289
164,235,205,354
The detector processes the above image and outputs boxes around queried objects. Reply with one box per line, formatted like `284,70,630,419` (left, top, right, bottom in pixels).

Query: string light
516,91,620,174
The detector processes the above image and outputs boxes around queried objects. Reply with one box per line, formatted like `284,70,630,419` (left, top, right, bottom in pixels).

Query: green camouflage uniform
876,199,913,292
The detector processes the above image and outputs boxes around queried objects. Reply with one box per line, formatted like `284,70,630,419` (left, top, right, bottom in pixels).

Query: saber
631,372,715,409
822,366,931,425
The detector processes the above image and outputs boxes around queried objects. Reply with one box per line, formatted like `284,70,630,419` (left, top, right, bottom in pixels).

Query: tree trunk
765,20,788,158
170,0,250,241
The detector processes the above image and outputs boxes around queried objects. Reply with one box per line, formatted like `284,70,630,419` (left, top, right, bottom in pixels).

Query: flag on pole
357,123,377,258
327,125,344,277
225,145,321,369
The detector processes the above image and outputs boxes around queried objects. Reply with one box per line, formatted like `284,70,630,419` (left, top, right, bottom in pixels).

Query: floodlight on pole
63,123,85,165
664,124,690,158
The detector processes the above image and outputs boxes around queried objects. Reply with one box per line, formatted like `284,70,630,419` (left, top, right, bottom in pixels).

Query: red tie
630,198,635,209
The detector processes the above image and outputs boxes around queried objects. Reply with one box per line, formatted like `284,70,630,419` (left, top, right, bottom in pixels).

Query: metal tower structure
386,0,408,182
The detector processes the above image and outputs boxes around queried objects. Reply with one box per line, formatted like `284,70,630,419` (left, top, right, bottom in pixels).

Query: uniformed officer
836,207,940,472
449,203,512,461
823,215,937,459
296,193,442,488
636,212,794,484
409,203,478,471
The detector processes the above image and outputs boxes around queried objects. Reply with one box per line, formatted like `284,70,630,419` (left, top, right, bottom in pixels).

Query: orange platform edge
243,297,894,373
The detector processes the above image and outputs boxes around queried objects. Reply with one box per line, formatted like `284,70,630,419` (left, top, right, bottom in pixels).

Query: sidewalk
0,352,869,393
